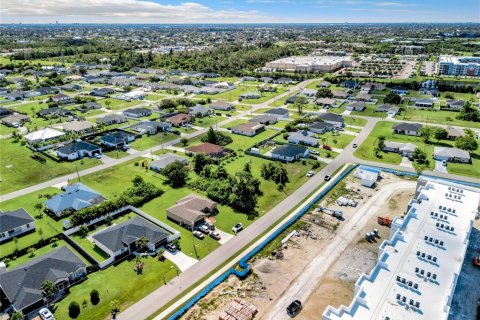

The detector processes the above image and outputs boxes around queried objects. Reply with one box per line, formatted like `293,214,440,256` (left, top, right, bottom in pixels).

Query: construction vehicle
377,216,392,227
317,206,343,219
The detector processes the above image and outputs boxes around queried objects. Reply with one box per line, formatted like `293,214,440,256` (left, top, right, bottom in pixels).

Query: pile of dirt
254,259,276,274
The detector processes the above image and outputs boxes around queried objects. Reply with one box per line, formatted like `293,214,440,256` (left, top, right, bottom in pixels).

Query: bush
69,301,81,318
90,289,100,305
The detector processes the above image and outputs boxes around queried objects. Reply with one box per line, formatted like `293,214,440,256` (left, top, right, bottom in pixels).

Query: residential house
1,113,29,127
239,92,261,100
0,246,87,314
51,93,71,103
317,81,331,88
92,217,170,258
300,89,317,98
186,143,227,157
37,107,71,119
288,130,319,147
392,122,423,136
308,121,335,134
375,104,400,116
167,195,217,229
346,101,366,111
77,101,102,112
150,154,188,172
4,91,25,101
274,77,293,84
331,90,349,99
90,87,115,97
123,108,152,118
318,113,344,128
419,87,440,97
0,107,13,118
209,101,233,111
433,147,470,163
56,141,102,160
0,208,35,242
354,93,373,102
61,121,97,134
382,141,417,158
250,114,277,125
271,144,309,162
131,121,171,135
265,108,289,119
189,105,212,118
391,86,409,95
315,98,336,108
445,127,465,140
414,98,435,108
96,114,128,126
446,100,465,110
285,95,299,104
60,83,82,91
24,128,65,144
165,113,192,127
241,76,257,82
339,80,358,89
101,131,136,148
231,122,265,137
259,77,274,83
45,183,105,217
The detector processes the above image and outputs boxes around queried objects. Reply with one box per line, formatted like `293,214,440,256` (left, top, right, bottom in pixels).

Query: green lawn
145,94,168,101
321,132,355,149
0,140,101,195
396,108,480,129
241,88,288,105
130,132,178,151
103,149,129,159
0,187,65,258
269,90,299,107
351,104,388,118
354,121,480,177
98,98,144,110
193,115,226,128
220,119,248,129
343,116,367,127
53,255,178,320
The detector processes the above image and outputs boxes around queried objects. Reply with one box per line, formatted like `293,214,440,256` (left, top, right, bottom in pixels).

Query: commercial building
264,55,352,73
323,178,480,320
439,56,480,76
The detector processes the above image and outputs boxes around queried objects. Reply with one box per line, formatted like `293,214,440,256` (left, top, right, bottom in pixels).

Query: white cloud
0,0,268,23
375,1,416,7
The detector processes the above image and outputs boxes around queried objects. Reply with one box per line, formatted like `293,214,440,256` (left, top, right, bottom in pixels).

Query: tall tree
161,161,189,188
455,135,479,151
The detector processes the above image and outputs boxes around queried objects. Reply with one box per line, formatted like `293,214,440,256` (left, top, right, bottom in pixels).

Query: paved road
0,79,316,201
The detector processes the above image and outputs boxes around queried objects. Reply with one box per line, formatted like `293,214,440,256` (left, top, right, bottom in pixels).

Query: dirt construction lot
180,172,417,320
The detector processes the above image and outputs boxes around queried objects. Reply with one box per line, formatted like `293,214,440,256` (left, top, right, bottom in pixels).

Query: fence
167,164,358,320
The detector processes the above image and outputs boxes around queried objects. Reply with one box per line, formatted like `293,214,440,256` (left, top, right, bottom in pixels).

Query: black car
286,300,302,317
324,175,331,181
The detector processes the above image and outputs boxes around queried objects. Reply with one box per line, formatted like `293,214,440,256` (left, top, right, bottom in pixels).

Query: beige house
166,195,217,229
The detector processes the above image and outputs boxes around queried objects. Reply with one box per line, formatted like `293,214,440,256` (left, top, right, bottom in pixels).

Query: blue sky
1,0,479,24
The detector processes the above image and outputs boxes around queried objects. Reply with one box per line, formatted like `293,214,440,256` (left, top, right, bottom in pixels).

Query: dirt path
261,180,417,320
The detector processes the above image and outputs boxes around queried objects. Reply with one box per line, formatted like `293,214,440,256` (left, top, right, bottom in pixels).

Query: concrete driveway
434,160,448,173
163,250,198,272
400,156,414,168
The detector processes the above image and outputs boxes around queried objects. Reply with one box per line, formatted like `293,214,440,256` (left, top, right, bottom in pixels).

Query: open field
98,98,145,110
396,108,480,129
129,132,178,150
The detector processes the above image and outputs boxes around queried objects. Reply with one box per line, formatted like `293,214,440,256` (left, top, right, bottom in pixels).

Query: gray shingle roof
45,183,105,215
271,144,308,157
0,208,34,233
392,122,423,132
265,108,289,116
0,246,86,311
56,141,101,155
92,217,169,253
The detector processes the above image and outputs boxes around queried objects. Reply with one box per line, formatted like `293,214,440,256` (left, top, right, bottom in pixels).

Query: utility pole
75,164,81,182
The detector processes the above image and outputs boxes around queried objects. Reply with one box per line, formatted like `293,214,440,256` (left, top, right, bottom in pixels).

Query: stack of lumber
219,299,258,320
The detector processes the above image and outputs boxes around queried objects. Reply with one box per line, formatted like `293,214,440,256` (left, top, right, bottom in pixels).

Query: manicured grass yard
241,88,288,105
321,132,355,149
0,187,64,258
343,115,367,127
54,255,178,320
0,140,100,195
145,94,168,101
396,108,480,129
193,114,226,128
354,121,480,178
130,132,178,151
98,98,144,110
221,118,248,129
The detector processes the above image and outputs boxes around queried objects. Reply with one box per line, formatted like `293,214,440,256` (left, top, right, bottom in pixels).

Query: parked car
308,149,319,155
165,242,177,253
209,231,221,240
39,307,55,320
442,160,447,166
226,113,232,117
122,144,130,150
198,224,210,234
352,143,357,148
324,175,331,181
306,171,315,177
322,145,332,151
205,221,215,230
94,153,102,159
286,300,302,317
193,230,205,239
232,223,243,234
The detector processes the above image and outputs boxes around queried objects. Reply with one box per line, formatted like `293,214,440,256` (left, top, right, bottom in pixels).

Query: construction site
180,169,420,320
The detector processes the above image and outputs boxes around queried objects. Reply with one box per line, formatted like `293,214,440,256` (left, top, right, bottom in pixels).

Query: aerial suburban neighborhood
0,4,479,320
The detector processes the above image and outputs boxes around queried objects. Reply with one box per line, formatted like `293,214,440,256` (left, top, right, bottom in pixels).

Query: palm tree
137,236,148,252
41,280,57,297
110,300,120,319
